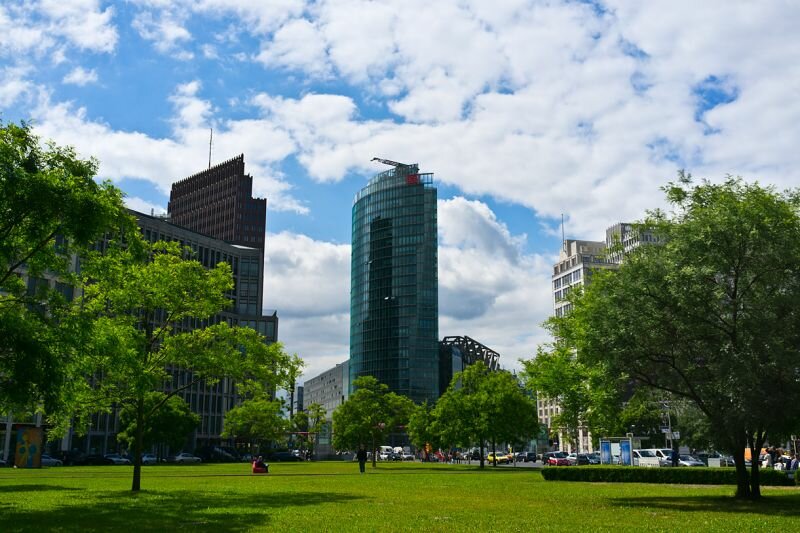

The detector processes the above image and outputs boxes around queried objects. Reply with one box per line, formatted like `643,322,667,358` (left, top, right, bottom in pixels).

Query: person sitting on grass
252,456,268,474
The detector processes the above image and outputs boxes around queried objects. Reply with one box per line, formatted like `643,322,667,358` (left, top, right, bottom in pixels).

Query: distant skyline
2,1,798,382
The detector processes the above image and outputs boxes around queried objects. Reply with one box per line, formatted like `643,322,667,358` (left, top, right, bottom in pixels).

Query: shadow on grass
0,488,366,531
610,493,800,517
0,484,84,493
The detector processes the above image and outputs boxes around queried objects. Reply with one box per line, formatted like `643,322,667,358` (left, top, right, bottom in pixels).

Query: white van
378,446,393,460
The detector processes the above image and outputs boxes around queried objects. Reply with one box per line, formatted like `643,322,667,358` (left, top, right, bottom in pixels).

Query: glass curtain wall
350,164,438,403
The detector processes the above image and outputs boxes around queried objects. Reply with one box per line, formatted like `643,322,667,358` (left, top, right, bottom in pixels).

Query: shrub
540,466,794,486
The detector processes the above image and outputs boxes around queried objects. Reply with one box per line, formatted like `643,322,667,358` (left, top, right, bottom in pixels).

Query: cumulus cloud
132,9,192,58
266,198,552,380
0,1,117,58
28,83,305,213
124,196,166,216
62,66,98,86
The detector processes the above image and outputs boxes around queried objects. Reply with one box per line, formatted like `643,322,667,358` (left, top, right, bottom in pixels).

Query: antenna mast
561,213,566,253
208,128,213,169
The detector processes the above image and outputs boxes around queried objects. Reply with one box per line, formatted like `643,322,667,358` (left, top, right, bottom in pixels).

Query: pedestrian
356,445,367,474
790,454,799,472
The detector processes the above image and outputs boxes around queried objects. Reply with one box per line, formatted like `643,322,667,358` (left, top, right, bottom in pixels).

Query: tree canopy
0,120,129,412
118,392,200,454
332,376,414,467
57,238,299,491
221,398,287,450
551,175,800,499
433,362,538,467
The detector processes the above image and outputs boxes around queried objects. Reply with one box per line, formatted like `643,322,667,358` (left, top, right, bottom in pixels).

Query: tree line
0,121,301,491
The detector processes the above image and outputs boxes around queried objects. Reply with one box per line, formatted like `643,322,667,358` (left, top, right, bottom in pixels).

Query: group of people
762,447,799,471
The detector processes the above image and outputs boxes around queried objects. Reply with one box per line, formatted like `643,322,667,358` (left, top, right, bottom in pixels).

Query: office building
350,162,439,403
168,154,267,251
303,360,350,457
541,223,656,452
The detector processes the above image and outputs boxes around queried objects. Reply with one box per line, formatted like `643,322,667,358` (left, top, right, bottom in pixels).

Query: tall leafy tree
291,402,326,457
553,175,800,500
407,402,440,460
0,121,128,412
221,398,288,452
332,376,414,467
58,238,298,491
433,362,538,468
117,392,200,455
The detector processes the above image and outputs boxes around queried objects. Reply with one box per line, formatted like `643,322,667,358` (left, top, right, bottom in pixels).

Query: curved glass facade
350,164,438,403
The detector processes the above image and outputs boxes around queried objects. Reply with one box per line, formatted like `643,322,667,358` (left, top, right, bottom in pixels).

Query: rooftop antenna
208,128,213,169
561,213,566,252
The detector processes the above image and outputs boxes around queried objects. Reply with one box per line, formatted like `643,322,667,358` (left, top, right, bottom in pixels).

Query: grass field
1,461,799,531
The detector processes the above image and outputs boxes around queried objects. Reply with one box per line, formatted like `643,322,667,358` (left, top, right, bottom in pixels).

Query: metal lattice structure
440,336,500,371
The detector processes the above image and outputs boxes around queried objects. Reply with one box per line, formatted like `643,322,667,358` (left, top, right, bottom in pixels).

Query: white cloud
28,83,304,214
268,198,552,381
132,10,192,58
124,196,166,216
0,1,117,57
0,65,34,107
62,66,98,86
255,18,330,77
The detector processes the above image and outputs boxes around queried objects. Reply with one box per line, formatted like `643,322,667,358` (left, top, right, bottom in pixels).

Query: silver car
41,454,63,467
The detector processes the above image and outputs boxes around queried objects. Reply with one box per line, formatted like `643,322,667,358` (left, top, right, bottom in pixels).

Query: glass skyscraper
350,163,439,403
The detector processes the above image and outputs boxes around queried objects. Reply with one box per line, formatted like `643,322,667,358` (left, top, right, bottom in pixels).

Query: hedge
540,466,794,486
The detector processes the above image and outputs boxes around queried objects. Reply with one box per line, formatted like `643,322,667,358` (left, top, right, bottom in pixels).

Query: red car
545,451,570,466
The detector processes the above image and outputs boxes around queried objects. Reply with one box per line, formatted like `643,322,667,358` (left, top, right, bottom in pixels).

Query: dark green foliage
548,175,800,499
332,376,414,467
118,392,200,452
0,120,129,413
541,466,794,486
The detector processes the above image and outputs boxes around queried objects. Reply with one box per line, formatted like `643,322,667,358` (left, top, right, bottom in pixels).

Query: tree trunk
371,435,377,468
732,445,750,499
749,431,766,500
479,442,485,469
491,439,497,466
131,394,144,492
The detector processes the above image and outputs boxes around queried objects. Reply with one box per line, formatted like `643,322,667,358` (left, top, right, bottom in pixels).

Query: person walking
356,446,367,474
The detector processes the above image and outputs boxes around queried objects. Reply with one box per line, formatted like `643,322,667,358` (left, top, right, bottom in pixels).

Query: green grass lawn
1,461,799,531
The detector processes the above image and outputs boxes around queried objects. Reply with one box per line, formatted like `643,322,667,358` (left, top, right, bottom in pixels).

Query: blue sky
2,0,798,381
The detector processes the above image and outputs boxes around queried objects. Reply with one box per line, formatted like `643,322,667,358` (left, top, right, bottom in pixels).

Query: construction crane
371,157,408,168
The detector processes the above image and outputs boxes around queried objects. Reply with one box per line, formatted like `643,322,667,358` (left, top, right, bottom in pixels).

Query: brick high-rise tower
168,154,266,250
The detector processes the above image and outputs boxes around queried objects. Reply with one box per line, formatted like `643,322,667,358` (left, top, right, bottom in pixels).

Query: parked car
172,452,201,464
586,453,601,465
649,449,676,467
523,452,538,462
141,453,158,465
105,453,132,465
678,455,705,467
545,451,570,466
567,453,591,466
266,451,302,462
41,454,63,467
486,452,509,464
632,449,659,467
84,454,115,465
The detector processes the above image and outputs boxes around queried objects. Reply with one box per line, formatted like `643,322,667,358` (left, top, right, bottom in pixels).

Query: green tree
552,175,800,500
222,398,287,452
118,392,200,455
407,402,440,459
332,376,414,468
291,402,326,458
521,344,628,450
0,121,128,412
59,239,298,491
433,362,538,468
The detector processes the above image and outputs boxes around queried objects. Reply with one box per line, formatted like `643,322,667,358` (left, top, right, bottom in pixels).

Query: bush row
540,466,794,486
